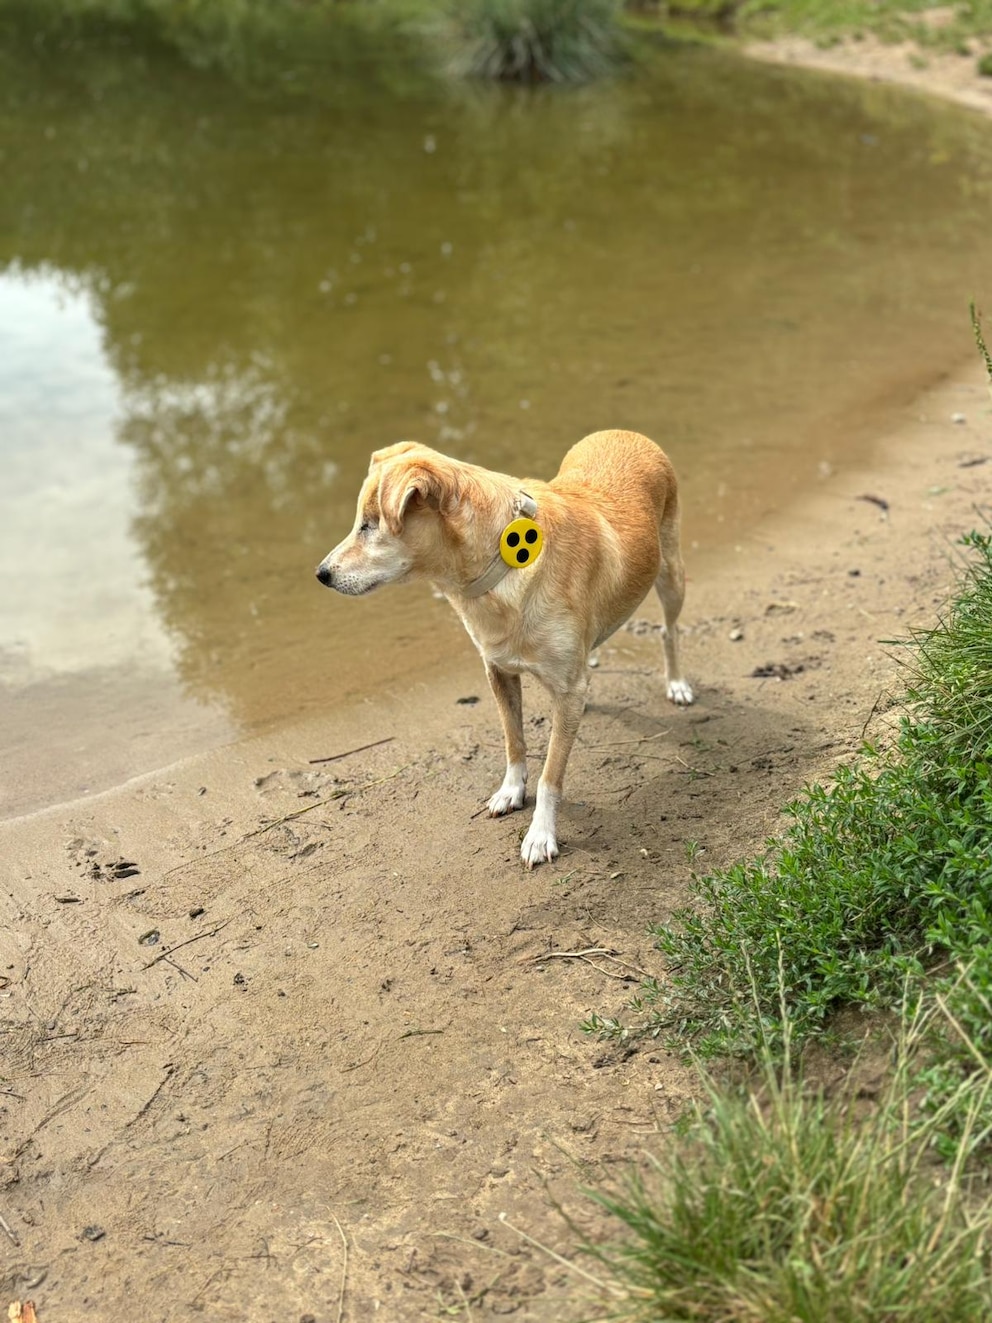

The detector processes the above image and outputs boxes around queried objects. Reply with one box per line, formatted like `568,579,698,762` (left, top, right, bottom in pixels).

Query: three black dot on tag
506,528,539,563
500,518,543,568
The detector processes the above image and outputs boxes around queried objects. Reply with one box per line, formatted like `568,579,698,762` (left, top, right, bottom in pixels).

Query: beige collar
461,491,538,598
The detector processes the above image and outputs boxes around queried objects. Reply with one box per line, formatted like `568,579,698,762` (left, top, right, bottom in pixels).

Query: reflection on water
0,270,235,815
0,270,165,679
1,28,992,815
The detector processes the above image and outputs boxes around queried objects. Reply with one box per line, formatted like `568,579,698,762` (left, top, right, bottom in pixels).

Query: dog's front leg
486,663,528,816
521,682,586,869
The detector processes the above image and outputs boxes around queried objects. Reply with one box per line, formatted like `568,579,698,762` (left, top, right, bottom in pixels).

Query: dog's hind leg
486,664,529,816
655,503,694,707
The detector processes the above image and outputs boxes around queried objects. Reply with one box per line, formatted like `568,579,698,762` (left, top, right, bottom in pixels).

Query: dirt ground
4,39,992,1300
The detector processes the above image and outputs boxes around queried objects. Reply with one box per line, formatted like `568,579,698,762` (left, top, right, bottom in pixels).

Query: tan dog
316,430,693,867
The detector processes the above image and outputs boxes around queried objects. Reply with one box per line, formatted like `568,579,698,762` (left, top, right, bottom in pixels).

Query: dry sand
3,47,992,1322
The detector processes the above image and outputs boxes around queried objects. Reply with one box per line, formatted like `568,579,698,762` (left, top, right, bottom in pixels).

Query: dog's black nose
315,564,333,587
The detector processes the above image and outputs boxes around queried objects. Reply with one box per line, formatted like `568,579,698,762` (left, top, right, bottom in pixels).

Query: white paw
520,823,559,869
667,678,694,706
488,785,525,816
487,764,527,817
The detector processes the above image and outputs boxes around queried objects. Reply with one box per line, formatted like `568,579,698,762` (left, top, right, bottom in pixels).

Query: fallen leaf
8,1303,39,1323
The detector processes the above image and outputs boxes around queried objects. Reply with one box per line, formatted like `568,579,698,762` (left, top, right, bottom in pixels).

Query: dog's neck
460,490,538,599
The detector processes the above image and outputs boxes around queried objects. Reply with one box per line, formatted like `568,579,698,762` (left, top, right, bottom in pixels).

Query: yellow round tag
500,517,543,569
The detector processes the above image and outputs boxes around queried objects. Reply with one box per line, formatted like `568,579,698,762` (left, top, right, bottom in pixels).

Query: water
2,27,992,816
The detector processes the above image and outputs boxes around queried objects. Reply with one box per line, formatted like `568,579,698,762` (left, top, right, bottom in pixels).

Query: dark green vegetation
0,0,632,84
588,508,992,1139
578,1005,992,1320
0,0,425,88
440,0,625,82
3,0,992,85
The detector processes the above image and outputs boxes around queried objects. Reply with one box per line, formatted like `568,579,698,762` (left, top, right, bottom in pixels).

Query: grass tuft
578,993,992,1321
439,0,625,82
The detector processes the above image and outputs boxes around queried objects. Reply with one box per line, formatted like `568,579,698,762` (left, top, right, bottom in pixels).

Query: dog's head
315,442,466,596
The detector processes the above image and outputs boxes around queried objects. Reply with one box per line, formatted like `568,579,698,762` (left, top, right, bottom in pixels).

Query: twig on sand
579,730,669,749
861,690,887,741
0,1209,20,1245
142,919,232,971
309,736,395,765
243,792,348,837
527,947,654,981
857,493,890,514
399,1028,444,1040
330,1212,349,1323
341,1040,385,1073
498,1211,618,1296
243,765,413,841
162,955,197,982
161,764,413,883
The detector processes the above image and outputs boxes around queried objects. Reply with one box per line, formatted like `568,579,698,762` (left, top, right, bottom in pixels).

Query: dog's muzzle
315,563,378,595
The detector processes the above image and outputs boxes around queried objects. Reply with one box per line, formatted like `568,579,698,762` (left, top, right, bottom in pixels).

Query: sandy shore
746,30,992,118
3,46,992,1320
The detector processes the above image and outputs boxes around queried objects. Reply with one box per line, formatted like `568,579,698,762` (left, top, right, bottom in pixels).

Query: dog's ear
369,441,420,469
378,459,457,536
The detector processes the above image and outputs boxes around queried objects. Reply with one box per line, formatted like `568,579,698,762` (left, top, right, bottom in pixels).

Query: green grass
586,525,992,1130
734,0,992,57
576,998,992,1321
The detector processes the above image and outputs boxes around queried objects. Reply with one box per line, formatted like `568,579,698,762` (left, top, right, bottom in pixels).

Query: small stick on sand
142,919,232,970
309,736,394,765
245,765,412,840
528,947,655,981
330,1213,349,1323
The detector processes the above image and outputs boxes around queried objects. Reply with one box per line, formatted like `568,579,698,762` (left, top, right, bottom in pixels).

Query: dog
316,431,693,867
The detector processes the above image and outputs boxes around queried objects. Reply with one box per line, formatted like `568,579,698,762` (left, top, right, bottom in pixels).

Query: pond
2,25,991,817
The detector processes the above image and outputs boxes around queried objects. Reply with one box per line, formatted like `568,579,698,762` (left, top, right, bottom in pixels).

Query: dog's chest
457,601,576,684
464,620,528,674
451,597,527,670
482,644,528,674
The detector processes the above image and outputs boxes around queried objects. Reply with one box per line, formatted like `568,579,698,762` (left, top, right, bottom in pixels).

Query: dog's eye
359,518,376,535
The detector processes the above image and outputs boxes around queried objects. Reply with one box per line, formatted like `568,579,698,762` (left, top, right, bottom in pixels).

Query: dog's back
552,429,677,524
540,431,680,636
